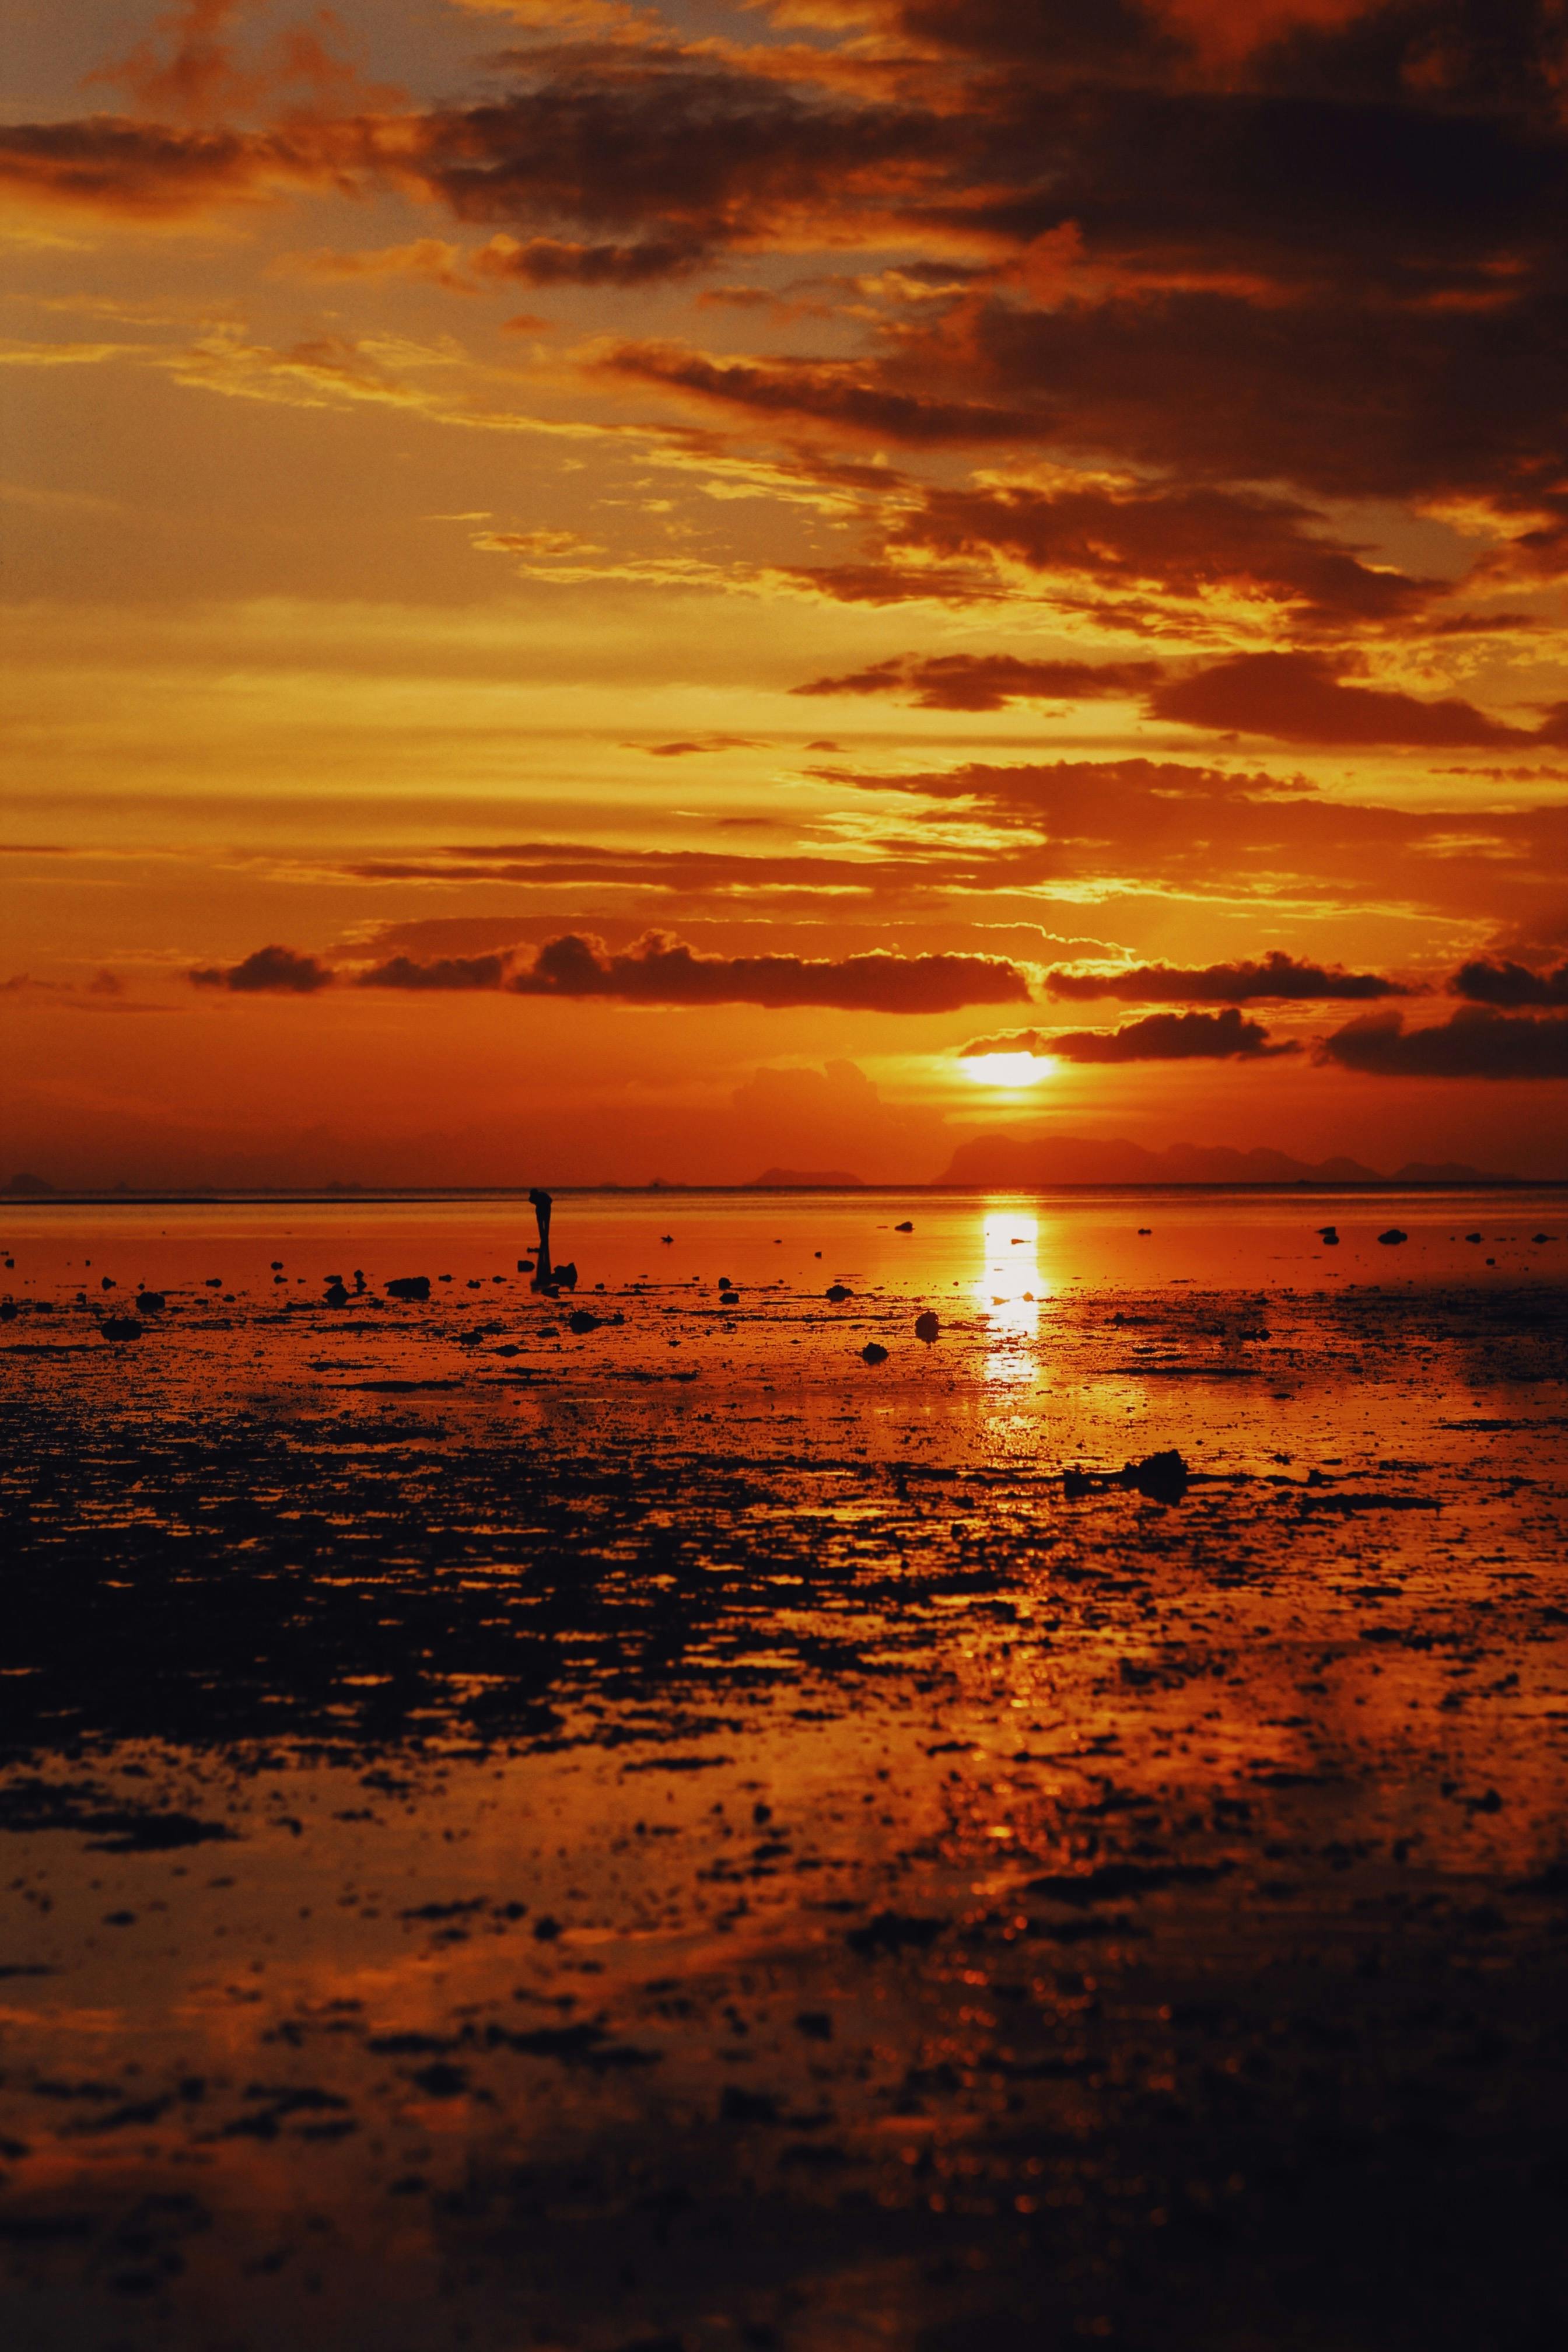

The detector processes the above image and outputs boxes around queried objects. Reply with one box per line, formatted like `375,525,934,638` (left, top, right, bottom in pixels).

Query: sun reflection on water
977,1210,1043,1382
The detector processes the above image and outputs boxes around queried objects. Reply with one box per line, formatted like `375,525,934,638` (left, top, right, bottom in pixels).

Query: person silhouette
528,1189,552,1292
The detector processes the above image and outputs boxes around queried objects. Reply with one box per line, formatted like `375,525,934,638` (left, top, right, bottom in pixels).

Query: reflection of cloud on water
977,1208,1042,1384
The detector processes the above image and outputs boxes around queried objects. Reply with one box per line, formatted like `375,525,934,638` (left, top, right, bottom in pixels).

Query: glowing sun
964,1051,1051,1089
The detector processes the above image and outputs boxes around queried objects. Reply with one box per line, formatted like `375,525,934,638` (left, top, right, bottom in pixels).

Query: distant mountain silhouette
939,1133,1508,1186
2,1172,54,1196
748,1167,867,1188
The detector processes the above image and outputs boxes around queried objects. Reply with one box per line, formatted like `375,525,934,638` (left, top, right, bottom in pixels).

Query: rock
1138,1227,1152,1236
846,1910,944,1957
718,1275,734,1289
1125,1448,1191,1503
0,1300,16,1322
516,1258,534,1273
1532,1232,1555,1243
100,1317,145,1342
1063,1449,1191,1505
861,1341,889,1364
134,1292,166,1314
894,1221,914,1233
554,1262,578,1292
1377,1228,1409,1246
825,1284,853,1302
915,1311,940,1342
567,1309,600,1333
1319,1226,1340,1244
719,1290,739,1306
386,1276,431,1301
323,1281,349,1308
1464,1232,1482,1243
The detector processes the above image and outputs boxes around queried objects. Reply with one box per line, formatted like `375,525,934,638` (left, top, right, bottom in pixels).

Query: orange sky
4,0,1567,1186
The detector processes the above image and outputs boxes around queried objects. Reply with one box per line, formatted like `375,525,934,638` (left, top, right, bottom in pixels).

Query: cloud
1149,650,1535,747
200,932,1032,1010
270,240,475,290
190,944,333,993
595,341,1047,443
792,652,1162,710
1451,958,1568,1008
888,480,1440,628
507,930,1032,1009
1044,950,1408,1002
473,233,709,285
963,1006,1296,1061
1318,1006,1568,1079
358,953,510,990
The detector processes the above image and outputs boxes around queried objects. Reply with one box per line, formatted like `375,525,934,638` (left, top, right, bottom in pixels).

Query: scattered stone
1063,1448,1191,1504
825,1284,853,1302
1319,1227,1340,1245
846,1910,945,1957
1378,1228,1409,1246
861,1342,889,1365
894,1221,914,1233
385,1276,431,1302
915,1311,940,1342
100,1317,145,1343
134,1292,166,1314
323,1282,349,1308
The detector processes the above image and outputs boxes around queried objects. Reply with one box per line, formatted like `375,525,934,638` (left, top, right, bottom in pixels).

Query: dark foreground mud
2,1260,1567,2351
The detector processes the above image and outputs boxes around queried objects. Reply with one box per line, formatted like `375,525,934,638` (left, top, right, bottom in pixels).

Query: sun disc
964,1051,1049,1089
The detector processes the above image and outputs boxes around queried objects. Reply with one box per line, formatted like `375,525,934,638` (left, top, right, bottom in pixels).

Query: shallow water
2,1192,1567,2350
6,1183,1566,1305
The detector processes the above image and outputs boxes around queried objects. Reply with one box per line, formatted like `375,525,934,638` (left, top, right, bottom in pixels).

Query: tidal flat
2,1192,1566,2351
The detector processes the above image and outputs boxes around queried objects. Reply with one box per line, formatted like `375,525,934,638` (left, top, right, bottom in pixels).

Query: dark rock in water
1063,1449,1191,1505
270,1260,284,1270
323,1282,349,1308
135,1292,166,1314
1125,1448,1190,1502
1465,1232,1482,1243
894,1221,914,1233
204,1277,223,1289
100,1317,145,1342
915,1311,940,1343
825,1284,853,1302
718,1276,734,1289
100,1275,115,1292
1319,1226,1340,1244
846,1910,944,1957
1532,1232,1555,1244
719,1290,739,1306
567,1310,600,1334
861,1341,889,1365
1378,1228,1409,1246
0,1300,16,1322
554,1262,578,1292
516,1258,534,1273
386,1276,430,1302
1138,1227,1152,1236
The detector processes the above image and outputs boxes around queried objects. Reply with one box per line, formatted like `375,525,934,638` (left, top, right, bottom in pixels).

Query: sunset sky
5,0,1568,1186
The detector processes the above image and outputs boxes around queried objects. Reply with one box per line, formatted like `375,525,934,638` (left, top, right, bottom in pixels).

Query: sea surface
2,1189,1567,2350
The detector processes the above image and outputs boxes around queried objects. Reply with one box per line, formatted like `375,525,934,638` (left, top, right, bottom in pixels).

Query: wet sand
2,1194,1567,2350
